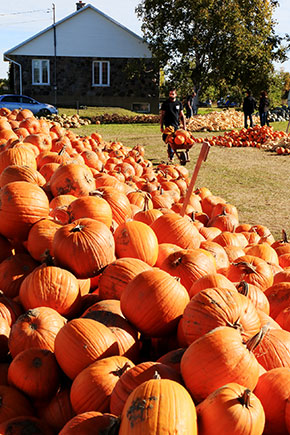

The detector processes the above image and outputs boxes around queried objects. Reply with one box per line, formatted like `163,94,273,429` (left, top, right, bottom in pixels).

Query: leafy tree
136,0,289,99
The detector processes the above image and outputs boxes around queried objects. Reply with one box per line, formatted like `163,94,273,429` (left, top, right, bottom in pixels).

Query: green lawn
61,106,290,239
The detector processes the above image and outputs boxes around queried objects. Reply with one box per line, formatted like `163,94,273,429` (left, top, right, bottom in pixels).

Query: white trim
92,60,110,87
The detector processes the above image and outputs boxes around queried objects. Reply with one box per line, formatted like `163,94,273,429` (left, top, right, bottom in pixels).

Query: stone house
4,2,159,113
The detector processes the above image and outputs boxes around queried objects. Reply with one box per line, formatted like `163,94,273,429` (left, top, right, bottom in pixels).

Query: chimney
76,1,86,11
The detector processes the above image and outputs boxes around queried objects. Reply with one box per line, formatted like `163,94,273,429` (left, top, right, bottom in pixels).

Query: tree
136,0,289,99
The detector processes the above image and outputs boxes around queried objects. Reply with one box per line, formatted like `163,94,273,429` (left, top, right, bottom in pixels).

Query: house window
93,61,110,86
32,59,50,85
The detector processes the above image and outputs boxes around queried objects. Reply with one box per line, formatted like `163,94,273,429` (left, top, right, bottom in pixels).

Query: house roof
4,3,151,59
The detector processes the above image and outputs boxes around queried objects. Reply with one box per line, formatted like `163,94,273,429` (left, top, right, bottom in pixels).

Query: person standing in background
185,91,196,119
243,90,256,128
259,91,270,127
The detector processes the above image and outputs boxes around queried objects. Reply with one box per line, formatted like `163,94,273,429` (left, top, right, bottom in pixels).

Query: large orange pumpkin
114,220,159,266
119,377,198,434
181,326,260,403
59,411,120,435
8,307,66,358
120,268,189,337
181,287,261,345
70,355,134,415
49,162,96,197
98,257,151,300
0,181,50,241
19,265,81,317
110,361,181,416
8,348,60,400
196,383,265,435
150,213,202,249
54,317,119,379
52,218,115,278
159,248,216,291
254,367,290,435
66,195,113,228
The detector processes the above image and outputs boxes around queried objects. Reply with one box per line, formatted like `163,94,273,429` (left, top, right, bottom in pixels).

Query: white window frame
32,59,50,85
92,61,110,87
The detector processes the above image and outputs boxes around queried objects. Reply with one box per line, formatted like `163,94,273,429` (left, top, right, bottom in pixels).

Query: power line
0,9,51,17
3,18,52,26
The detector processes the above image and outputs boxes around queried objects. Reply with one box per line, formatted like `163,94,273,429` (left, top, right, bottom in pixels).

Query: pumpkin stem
98,416,121,435
89,190,103,197
70,223,85,233
153,371,161,379
282,229,289,244
237,281,249,297
238,389,252,408
41,250,55,266
232,261,257,275
111,362,132,378
246,324,270,352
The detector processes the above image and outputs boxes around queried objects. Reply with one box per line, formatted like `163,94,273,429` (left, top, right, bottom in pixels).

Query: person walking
259,91,270,127
242,90,256,128
160,88,186,161
185,91,196,119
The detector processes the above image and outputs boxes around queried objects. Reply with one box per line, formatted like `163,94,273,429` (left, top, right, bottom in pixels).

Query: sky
0,0,289,79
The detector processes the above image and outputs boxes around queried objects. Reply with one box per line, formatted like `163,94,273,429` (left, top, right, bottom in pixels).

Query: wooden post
286,117,290,134
180,142,211,217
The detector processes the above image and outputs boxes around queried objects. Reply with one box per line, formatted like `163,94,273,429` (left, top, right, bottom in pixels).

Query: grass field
63,107,290,240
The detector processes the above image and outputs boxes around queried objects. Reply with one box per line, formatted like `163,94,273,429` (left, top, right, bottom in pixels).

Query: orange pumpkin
110,361,181,416
8,348,60,400
52,218,115,279
54,317,119,379
70,355,134,415
19,265,81,317
120,268,189,337
8,307,66,358
0,181,50,241
196,383,265,435
114,221,159,266
181,326,260,403
119,377,197,434
98,257,151,300
59,412,119,435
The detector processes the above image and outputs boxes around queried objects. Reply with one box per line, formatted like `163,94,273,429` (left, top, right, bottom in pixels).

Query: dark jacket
259,96,270,113
243,95,256,114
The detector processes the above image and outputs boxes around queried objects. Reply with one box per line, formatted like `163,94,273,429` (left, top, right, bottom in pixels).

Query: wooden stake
180,142,211,217
286,117,290,134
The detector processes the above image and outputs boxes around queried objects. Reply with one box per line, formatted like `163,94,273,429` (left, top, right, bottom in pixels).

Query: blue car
0,94,58,116
217,96,240,108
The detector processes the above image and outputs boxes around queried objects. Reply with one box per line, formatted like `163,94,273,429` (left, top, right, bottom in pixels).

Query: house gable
4,4,151,59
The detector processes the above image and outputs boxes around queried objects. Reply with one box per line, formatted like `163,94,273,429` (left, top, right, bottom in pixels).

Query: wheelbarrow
165,128,196,165
169,141,193,165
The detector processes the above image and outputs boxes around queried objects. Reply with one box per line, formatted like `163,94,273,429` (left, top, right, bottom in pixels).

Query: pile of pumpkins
1,107,290,434
187,110,259,132
46,113,91,129
204,125,287,149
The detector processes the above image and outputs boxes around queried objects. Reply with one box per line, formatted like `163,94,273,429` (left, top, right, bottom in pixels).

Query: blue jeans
244,113,253,128
260,111,268,126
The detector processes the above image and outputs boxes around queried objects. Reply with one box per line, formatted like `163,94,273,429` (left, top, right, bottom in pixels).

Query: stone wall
8,55,160,113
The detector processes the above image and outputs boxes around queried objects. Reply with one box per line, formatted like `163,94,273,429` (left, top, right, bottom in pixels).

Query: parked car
198,99,212,108
217,96,240,108
0,94,58,116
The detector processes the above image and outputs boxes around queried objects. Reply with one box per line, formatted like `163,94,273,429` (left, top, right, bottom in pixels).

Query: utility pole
52,3,57,106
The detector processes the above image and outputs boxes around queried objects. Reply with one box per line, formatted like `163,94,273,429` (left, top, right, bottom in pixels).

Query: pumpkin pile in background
1,107,290,434
204,125,288,150
47,113,92,129
187,110,259,132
